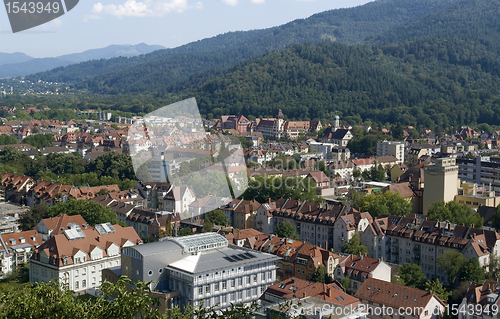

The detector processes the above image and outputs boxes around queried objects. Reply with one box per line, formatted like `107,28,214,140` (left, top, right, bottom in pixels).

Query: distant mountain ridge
0,52,33,67
27,0,461,92
0,43,165,79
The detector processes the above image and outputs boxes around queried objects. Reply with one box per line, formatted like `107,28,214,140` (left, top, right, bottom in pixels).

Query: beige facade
455,182,500,209
422,158,459,215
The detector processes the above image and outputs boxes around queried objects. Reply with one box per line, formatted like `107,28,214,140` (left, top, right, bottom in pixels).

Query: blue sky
0,0,372,58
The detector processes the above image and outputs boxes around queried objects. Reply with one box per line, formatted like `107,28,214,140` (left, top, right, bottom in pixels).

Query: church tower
334,115,340,132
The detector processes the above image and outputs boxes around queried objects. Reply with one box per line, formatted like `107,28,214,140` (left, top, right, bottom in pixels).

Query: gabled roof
354,278,444,310
264,277,359,306
32,224,141,267
39,214,88,235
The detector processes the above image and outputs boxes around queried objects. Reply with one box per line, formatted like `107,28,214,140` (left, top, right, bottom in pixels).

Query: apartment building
30,223,142,295
377,140,405,164
361,215,500,285
334,254,391,293
457,156,500,195
0,230,41,275
254,198,371,251
120,233,279,311
242,234,340,282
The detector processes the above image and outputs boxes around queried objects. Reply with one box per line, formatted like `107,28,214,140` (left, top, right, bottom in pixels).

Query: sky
0,0,373,58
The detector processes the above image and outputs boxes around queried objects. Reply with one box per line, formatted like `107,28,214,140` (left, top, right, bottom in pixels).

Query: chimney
303,292,307,298
96,236,100,242
327,288,332,298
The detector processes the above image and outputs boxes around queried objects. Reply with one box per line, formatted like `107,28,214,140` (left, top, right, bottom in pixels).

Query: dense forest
7,0,500,129
26,0,460,92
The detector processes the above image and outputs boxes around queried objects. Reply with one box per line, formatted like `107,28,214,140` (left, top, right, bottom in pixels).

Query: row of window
198,272,272,296
197,288,261,307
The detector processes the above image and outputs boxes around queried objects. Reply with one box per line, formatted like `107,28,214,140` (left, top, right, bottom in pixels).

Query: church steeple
277,109,284,120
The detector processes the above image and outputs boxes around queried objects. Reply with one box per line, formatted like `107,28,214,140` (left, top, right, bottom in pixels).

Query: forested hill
190,40,500,129
27,0,459,91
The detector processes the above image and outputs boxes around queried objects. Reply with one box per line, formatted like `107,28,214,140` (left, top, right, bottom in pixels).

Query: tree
427,201,483,227
396,263,427,289
341,233,368,255
48,199,120,226
178,227,194,237
0,276,261,319
312,264,327,283
274,221,300,241
19,203,50,231
358,191,411,217
341,276,351,293
437,250,467,286
23,133,55,149
488,253,500,281
424,279,451,301
460,258,485,283
202,218,213,233
207,210,229,226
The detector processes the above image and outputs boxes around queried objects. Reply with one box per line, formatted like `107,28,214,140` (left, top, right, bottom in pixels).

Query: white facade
377,140,405,164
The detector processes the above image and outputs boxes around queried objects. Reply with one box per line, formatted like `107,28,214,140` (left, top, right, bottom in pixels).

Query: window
238,291,242,300
247,276,250,284
222,281,227,290
261,273,265,281
205,285,210,294
75,281,79,289
238,278,242,286
246,290,250,298
230,293,235,301
222,295,227,304
199,287,203,295
268,271,272,280
215,283,219,292
82,280,86,288
231,279,235,287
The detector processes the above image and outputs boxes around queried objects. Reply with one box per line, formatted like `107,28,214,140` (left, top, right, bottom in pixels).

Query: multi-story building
362,215,500,285
457,156,500,195
242,234,340,281
422,158,459,215
120,233,279,311
333,254,391,293
254,198,371,252
29,223,142,295
0,230,41,275
377,140,405,164
454,182,500,210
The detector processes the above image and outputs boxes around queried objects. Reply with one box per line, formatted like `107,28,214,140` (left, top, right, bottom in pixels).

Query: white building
0,230,41,275
120,232,280,311
29,223,142,295
377,140,405,164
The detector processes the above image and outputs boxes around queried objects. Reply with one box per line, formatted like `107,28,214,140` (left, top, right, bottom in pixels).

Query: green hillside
27,0,459,93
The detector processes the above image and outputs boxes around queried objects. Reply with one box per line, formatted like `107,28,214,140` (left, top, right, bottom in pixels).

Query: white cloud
220,0,265,6
91,0,200,18
221,0,238,5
